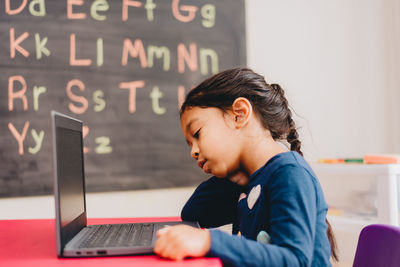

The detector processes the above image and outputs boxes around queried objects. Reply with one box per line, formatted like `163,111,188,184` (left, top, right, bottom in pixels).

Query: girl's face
180,107,242,178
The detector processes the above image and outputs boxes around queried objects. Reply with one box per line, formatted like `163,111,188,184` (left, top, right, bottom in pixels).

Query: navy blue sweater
181,151,331,267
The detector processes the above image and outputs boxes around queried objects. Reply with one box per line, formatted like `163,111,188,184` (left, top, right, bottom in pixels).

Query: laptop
51,111,199,257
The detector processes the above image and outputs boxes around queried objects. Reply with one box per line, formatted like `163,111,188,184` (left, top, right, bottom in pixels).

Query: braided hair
180,67,303,156
180,67,338,262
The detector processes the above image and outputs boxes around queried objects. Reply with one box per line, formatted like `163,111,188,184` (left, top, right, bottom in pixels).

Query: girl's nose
191,146,199,160
191,151,199,159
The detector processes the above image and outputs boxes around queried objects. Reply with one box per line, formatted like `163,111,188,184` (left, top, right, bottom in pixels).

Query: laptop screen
52,111,87,256
56,126,85,227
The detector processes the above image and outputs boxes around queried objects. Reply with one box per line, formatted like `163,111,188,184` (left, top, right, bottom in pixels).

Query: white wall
246,0,400,160
386,0,400,153
0,187,196,220
245,1,400,264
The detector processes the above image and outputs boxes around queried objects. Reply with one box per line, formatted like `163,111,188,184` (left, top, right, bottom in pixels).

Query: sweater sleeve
181,176,243,228
207,165,318,267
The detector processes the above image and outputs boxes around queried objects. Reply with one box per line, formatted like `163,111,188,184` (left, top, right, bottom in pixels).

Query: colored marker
344,158,364,163
317,158,345,164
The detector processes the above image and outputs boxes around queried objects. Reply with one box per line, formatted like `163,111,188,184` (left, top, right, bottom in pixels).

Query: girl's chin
212,171,228,178
204,168,214,175
206,165,229,178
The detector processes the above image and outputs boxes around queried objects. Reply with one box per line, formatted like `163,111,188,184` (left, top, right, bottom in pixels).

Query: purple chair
353,224,400,267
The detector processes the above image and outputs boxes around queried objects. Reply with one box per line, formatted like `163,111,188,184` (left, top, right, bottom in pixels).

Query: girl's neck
239,134,286,176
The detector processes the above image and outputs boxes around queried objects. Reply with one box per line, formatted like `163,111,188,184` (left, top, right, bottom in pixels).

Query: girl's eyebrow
183,118,198,146
185,118,199,133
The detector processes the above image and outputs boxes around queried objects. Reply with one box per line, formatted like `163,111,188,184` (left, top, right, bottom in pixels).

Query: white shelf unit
310,163,400,227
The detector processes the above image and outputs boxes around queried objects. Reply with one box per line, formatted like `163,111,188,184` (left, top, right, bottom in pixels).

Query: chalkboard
0,0,246,198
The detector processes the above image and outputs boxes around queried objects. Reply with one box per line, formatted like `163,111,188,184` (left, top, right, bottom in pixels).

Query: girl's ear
231,97,252,128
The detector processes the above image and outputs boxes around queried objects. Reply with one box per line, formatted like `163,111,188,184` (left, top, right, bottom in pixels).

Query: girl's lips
197,160,207,170
202,161,208,173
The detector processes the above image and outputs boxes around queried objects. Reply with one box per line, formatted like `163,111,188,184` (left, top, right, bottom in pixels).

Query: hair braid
268,83,303,156
287,118,303,156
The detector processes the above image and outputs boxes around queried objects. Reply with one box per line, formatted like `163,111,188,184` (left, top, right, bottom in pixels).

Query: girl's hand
227,170,249,186
154,225,211,261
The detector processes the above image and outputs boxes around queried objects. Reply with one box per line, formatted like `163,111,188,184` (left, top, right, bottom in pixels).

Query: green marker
344,158,364,163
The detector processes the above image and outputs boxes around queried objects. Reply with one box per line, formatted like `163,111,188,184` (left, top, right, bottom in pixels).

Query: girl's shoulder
268,151,310,168
250,151,318,187
253,151,326,206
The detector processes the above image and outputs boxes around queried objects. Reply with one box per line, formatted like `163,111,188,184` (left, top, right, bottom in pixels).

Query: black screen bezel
51,111,87,257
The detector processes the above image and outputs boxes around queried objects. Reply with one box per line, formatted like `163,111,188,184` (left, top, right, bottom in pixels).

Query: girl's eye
193,129,200,139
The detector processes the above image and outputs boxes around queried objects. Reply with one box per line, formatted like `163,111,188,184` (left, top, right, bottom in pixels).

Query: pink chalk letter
67,0,87,19
119,80,145,113
70,34,92,66
172,0,198,23
5,0,28,15
121,38,148,68
122,0,142,21
82,125,90,153
8,75,28,111
8,121,30,155
177,43,198,73
66,79,89,114
178,85,185,109
10,28,29,58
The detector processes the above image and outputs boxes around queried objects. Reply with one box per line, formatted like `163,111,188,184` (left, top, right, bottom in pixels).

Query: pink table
0,217,222,267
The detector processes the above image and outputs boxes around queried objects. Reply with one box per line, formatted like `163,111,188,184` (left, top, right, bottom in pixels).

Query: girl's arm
181,176,244,228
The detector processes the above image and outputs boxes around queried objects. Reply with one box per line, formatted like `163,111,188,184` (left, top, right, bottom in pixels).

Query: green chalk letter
95,137,112,154
200,48,218,75
145,0,156,21
147,45,170,71
28,129,44,154
201,4,215,28
97,38,103,66
93,90,106,112
29,0,46,17
91,0,109,21
150,86,166,115
33,86,47,111
35,33,51,59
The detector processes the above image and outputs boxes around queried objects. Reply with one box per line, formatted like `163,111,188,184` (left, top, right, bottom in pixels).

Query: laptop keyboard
78,223,154,248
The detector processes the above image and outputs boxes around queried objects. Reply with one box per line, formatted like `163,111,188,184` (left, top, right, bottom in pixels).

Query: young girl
154,67,337,266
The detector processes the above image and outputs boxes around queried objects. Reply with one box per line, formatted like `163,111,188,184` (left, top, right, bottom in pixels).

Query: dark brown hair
180,67,338,261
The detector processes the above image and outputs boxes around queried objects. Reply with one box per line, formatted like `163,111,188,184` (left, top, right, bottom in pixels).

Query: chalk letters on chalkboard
9,28,29,58
8,121,29,155
1,0,246,197
8,76,28,111
119,80,145,113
